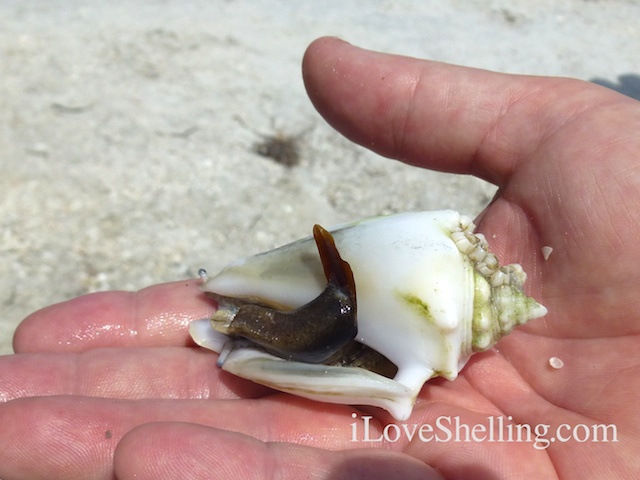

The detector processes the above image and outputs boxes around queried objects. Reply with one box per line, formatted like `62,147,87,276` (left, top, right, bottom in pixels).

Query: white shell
190,211,547,420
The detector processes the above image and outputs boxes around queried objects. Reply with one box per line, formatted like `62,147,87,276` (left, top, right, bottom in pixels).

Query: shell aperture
211,225,359,364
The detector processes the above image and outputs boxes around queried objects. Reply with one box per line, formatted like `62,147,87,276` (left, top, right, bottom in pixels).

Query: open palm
2,37,638,479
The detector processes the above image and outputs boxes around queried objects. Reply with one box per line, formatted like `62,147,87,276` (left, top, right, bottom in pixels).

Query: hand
2,37,638,479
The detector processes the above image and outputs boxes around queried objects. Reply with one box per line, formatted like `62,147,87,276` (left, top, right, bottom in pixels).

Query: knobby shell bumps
189,211,547,420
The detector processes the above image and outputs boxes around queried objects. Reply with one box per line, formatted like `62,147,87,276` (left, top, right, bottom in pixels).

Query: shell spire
450,216,547,352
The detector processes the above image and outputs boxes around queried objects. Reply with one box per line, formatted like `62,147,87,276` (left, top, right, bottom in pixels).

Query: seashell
548,357,564,369
190,211,547,420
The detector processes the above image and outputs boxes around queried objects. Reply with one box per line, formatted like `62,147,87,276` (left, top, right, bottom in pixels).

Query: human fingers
13,279,213,353
0,347,270,402
0,395,385,480
302,37,630,187
114,422,442,480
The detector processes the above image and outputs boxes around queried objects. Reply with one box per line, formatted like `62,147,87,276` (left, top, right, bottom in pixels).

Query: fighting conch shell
190,211,547,420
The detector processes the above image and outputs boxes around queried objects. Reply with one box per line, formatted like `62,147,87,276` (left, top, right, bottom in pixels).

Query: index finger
13,280,214,354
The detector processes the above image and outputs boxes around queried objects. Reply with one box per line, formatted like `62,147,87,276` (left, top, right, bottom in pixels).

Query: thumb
302,36,616,187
